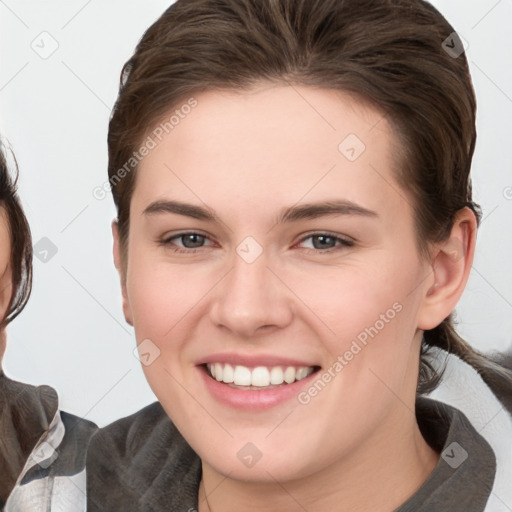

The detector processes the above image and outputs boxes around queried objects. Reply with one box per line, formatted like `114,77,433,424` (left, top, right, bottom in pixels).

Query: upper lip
197,353,319,368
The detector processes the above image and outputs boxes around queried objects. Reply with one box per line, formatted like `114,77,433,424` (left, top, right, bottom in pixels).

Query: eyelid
294,231,355,251
159,230,354,253
162,229,210,240
160,230,216,250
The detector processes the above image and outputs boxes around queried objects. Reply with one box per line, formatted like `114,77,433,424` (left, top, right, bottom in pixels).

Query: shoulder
87,401,170,455
86,402,201,511
428,351,512,511
0,373,98,511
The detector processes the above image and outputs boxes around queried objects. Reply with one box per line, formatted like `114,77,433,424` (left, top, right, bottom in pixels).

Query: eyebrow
144,200,218,221
143,199,378,224
276,199,378,224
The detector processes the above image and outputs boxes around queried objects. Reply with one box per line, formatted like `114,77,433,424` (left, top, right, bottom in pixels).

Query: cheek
125,253,205,418
288,254,423,390
126,251,208,339
291,255,418,338
125,250,218,402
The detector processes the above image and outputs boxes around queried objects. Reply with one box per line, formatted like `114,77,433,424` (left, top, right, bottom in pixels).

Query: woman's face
117,85,436,481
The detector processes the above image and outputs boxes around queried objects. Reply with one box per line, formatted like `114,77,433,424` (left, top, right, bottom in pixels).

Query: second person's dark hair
0,140,32,326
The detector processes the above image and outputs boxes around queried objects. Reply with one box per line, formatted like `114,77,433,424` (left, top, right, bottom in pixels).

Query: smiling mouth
204,363,320,390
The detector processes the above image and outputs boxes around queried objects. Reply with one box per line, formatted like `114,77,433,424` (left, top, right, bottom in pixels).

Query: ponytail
419,315,512,414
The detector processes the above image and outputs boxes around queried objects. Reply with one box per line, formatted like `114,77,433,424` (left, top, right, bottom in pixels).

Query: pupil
183,234,204,248
313,235,334,249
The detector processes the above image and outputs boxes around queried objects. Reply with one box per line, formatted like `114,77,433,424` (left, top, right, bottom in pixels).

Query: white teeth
251,367,270,387
214,362,223,382
270,366,284,385
295,367,310,381
206,363,315,388
284,366,296,384
222,364,234,384
233,365,252,386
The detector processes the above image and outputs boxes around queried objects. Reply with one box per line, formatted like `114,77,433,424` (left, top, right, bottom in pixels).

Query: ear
112,220,133,326
417,207,477,330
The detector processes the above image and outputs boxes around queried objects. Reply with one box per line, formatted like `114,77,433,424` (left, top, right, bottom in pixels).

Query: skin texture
0,208,12,367
113,84,476,511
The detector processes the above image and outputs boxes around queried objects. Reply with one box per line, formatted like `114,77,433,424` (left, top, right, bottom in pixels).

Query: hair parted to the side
107,0,512,411
0,139,32,326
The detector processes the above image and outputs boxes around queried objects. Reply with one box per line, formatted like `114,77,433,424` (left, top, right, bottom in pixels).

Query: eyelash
159,231,354,254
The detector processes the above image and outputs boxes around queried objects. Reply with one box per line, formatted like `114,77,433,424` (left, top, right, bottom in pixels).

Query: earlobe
417,208,477,330
111,220,134,326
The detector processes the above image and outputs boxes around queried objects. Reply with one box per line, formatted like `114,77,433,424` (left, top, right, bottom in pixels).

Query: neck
198,411,439,512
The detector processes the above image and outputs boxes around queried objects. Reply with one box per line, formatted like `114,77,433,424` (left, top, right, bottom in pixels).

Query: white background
0,0,511,427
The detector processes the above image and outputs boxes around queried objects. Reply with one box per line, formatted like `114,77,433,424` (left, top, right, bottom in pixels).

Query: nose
209,250,294,338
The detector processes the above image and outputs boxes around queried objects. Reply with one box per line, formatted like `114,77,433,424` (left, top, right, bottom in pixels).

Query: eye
159,231,353,254
296,232,354,252
160,232,214,253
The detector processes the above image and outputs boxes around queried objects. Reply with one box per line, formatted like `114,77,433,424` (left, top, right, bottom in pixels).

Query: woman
0,139,34,505
2,0,512,511
0,142,96,510
86,0,512,510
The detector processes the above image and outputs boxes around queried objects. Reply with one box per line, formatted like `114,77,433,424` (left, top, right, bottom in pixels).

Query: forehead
133,84,408,224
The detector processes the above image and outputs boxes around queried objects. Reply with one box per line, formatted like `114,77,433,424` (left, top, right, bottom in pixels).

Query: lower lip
199,366,318,411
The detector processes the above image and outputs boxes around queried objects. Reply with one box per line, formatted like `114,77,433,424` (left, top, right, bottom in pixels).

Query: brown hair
0,140,32,326
107,0,512,410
